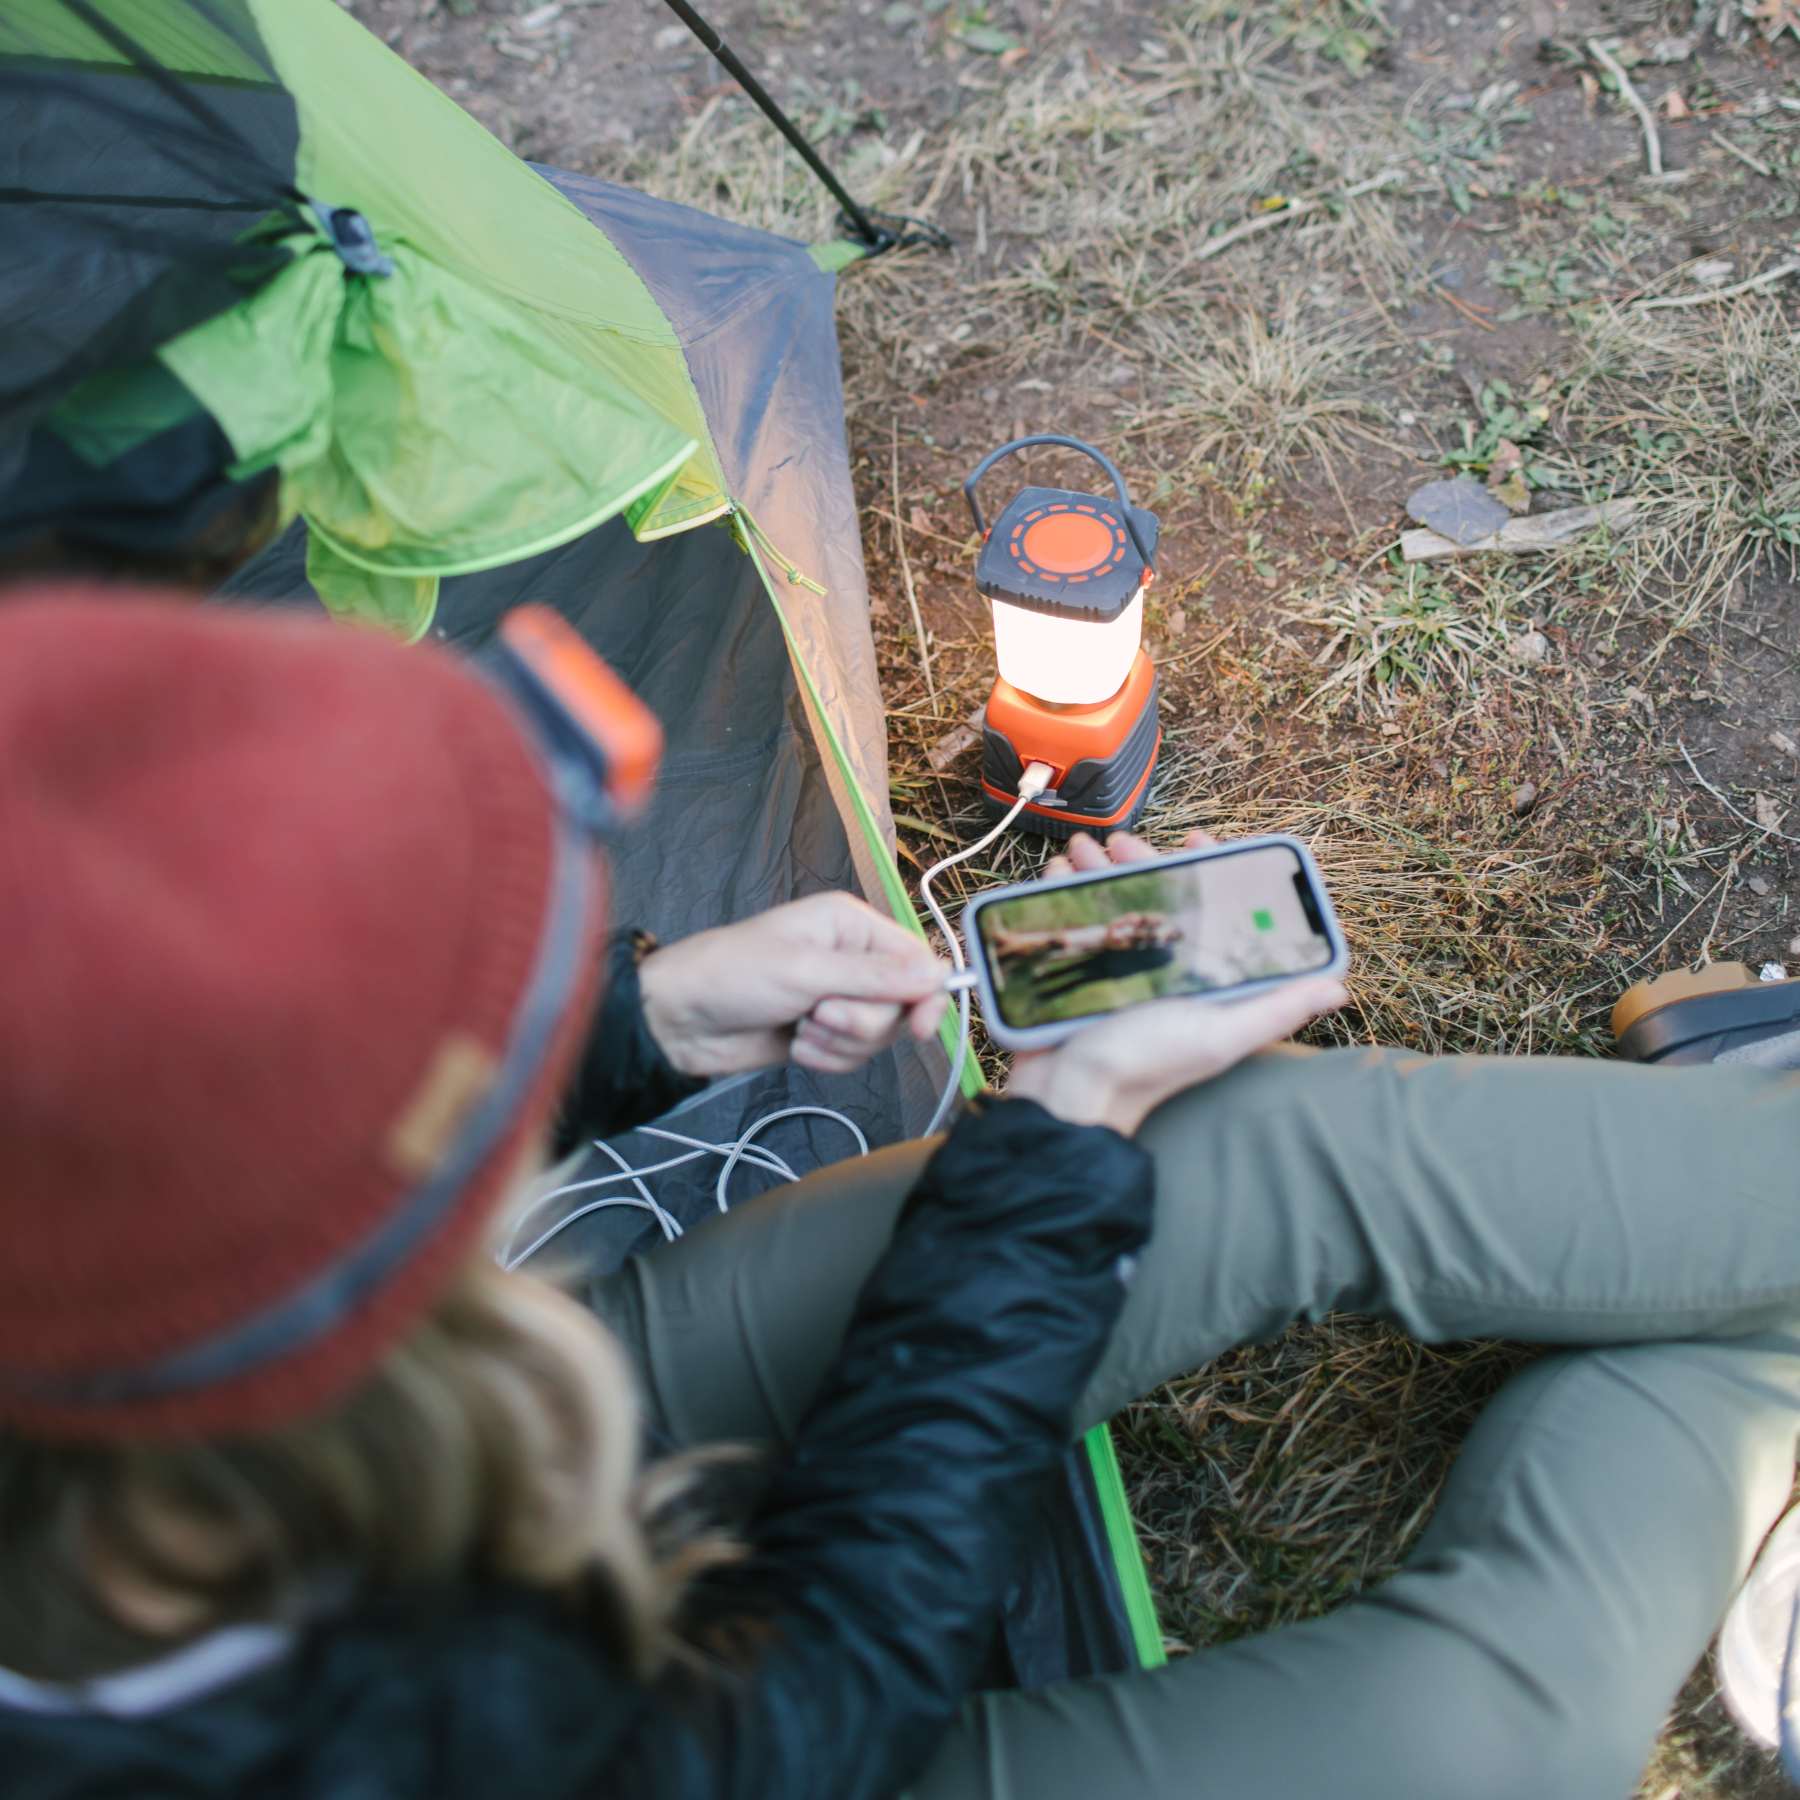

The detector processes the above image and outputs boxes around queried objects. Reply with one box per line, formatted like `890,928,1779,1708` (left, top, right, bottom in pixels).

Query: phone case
958,833,1348,1051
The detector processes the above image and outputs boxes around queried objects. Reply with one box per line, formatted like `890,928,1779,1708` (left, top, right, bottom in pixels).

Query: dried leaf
894,812,957,842
1486,438,1525,482
957,22,1021,53
1490,468,1532,514
1660,88,1691,122
1755,792,1787,833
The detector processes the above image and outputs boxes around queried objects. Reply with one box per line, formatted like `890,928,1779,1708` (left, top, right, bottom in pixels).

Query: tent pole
654,0,934,254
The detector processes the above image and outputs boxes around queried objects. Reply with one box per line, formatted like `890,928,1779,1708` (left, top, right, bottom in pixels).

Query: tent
0,0,1164,1694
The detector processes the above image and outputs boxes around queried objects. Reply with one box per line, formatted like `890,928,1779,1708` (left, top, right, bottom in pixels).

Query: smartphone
961,834,1347,1050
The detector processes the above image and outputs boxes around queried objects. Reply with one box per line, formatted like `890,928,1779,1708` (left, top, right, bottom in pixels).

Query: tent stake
654,0,946,255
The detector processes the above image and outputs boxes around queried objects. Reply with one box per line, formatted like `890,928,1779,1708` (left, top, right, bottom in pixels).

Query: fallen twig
1678,740,1800,846
1635,258,1800,310
1194,170,1404,265
1400,498,1640,562
1432,284,1498,332
889,422,937,715
1714,132,1775,179
927,706,987,773
1586,38,1664,178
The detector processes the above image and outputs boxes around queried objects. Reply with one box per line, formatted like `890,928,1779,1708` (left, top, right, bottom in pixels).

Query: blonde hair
0,1261,721,1684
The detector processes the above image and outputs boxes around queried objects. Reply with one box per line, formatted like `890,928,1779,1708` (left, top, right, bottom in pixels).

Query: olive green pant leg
910,1332,1800,1800
591,1048,1800,1796
599,1048,1800,1448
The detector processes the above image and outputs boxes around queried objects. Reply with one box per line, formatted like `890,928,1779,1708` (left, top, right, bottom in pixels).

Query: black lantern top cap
965,436,1158,622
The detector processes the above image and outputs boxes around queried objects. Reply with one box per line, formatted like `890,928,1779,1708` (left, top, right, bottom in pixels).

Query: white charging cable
502,1102,872,1267
918,761,1056,1135
504,762,1053,1267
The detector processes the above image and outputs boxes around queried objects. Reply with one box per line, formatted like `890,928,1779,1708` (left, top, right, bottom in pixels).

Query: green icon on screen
1252,909,1276,933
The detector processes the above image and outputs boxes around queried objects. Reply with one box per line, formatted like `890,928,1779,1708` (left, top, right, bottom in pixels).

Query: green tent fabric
6,0,730,635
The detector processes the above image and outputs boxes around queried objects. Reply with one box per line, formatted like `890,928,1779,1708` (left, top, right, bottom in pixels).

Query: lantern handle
962,435,1155,574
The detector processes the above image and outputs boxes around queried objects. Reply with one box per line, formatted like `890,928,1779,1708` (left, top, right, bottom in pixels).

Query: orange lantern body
965,436,1161,838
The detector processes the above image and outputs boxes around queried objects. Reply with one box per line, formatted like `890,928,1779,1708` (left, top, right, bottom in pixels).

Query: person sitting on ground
3,584,1799,1800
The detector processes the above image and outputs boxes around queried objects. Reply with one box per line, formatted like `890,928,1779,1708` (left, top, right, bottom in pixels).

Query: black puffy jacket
1,938,1155,1800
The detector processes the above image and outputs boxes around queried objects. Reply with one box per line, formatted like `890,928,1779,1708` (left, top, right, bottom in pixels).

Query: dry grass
592,8,1800,1793
1562,297,1800,647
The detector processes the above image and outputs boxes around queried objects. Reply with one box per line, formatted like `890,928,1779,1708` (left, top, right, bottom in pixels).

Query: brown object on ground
1610,961,1759,1040
928,705,988,772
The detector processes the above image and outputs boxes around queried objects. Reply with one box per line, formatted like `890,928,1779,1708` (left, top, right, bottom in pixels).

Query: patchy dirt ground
359,0,1800,1789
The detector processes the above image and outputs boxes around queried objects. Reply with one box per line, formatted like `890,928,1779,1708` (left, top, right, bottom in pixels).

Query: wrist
635,944,707,1078
1003,1059,1142,1136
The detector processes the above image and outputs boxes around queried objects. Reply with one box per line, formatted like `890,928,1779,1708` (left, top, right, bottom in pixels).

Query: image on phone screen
976,842,1335,1032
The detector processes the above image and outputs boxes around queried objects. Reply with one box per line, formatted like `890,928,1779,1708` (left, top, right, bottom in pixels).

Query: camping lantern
964,434,1162,838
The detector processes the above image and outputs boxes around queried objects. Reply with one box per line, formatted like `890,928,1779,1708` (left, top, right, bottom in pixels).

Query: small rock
1406,477,1509,546
1747,874,1773,897
1691,257,1735,288
1771,729,1799,760
1430,758,1450,780
1379,721,1402,737
1755,792,1787,833
1167,606,1188,635
1789,935,1800,958
1511,629,1551,665
653,23,687,49
1511,780,1539,815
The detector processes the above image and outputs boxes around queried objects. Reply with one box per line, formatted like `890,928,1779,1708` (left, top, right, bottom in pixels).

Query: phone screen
976,842,1335,1031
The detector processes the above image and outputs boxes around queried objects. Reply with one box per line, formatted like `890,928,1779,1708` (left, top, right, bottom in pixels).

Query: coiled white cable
502,1105,870,1267
505,765,1051,1267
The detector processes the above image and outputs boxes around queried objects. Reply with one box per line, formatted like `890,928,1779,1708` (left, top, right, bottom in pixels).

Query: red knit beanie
0,586,609,1440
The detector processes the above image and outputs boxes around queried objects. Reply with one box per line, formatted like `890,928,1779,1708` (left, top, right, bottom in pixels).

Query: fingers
796,984,953,1065
791,1028,878,1075
1046,830,1155,881
808,946,947,1004
1182,829,1220,849
906,991,949,1040
793,892,942,972
793,1000,904,1073
1103,830,1159,864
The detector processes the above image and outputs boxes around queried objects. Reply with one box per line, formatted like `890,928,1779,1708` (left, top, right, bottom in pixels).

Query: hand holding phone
964,831,1348,1050
991,830,1348,1137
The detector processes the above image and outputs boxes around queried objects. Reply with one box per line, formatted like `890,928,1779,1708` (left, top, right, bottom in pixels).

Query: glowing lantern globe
964,434,1161,838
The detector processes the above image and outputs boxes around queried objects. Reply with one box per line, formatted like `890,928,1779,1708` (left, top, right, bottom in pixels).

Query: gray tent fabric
544,171,899,907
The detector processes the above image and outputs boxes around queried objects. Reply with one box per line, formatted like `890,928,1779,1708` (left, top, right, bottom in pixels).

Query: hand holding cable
638,891,949,1078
